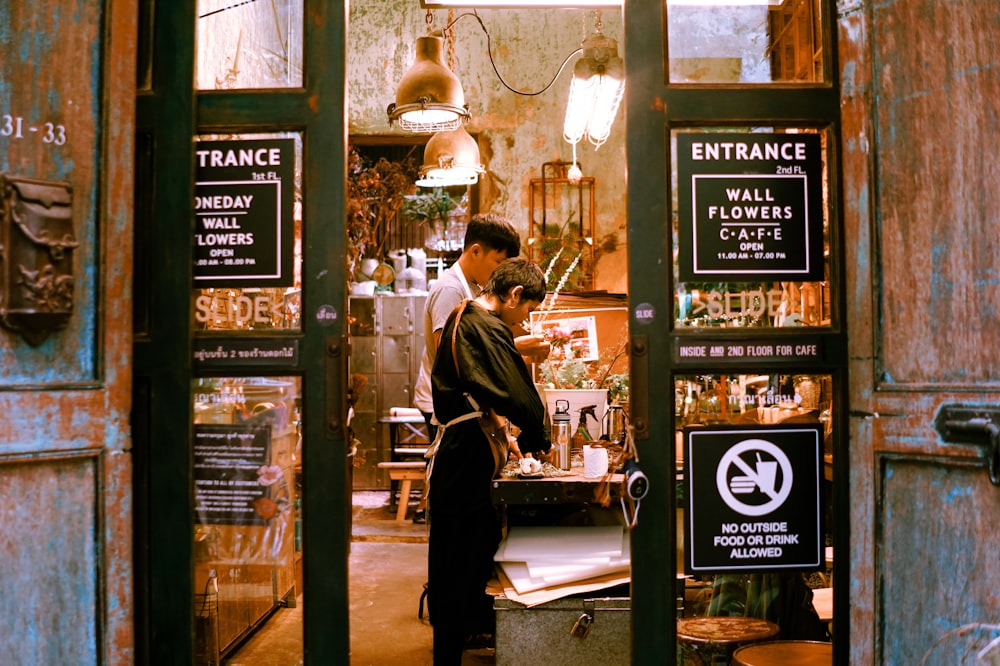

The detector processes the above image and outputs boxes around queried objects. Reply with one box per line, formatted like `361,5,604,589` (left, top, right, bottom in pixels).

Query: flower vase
424,218,467,253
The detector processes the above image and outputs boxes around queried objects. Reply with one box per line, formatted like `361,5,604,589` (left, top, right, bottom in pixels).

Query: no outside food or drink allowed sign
684,424,822,573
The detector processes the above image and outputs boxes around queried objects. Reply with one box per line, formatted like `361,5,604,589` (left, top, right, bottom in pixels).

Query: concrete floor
223,492,495,666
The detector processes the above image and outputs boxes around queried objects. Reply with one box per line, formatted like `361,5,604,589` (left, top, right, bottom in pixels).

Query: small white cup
583,445,609,478
519,458,542,475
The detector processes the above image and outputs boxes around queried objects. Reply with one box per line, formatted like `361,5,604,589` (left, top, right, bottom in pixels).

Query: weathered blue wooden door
840,0,1000,663
0,1,135,663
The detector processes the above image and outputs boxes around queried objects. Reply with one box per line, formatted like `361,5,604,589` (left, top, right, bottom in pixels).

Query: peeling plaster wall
348,3,628,293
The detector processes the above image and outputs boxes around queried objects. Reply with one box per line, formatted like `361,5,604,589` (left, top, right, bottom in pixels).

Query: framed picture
531,314,599,363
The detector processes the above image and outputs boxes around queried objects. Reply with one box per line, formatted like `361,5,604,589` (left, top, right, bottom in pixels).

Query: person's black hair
481,257,546,304
464,213,520,258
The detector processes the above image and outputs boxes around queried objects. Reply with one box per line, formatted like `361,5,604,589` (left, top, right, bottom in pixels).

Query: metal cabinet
348,294,426,489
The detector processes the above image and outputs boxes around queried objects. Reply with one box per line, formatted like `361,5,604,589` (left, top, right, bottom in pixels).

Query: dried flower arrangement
537,323,630,403
346,149,418,280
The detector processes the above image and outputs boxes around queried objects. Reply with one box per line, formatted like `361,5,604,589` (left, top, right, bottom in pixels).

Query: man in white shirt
413,215,549,522
414,214,521,437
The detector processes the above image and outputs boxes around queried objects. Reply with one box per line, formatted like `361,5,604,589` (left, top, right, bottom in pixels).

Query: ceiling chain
446,9,456,71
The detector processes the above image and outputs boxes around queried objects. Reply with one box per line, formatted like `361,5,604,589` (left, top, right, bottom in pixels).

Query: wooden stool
676,616,780,665
732,640,832,665
377,461,426,521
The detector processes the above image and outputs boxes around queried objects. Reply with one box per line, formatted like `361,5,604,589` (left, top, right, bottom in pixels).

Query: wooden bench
377,461,427,521
379,415,429,503
392,447,429,460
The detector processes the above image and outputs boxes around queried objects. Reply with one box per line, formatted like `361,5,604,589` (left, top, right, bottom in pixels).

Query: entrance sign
677,133,823,281
194,138,295,286
685,424,822,573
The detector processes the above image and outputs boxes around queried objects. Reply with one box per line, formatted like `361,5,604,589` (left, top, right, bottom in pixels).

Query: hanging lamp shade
415,126,485,187
563,33,625,148
388,34,470,133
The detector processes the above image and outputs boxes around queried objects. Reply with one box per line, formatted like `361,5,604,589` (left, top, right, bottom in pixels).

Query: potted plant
535,323,630,439
401,187,467,252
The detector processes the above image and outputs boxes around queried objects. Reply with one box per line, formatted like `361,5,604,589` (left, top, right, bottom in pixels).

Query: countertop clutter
494,524,630,607
491,463,630,605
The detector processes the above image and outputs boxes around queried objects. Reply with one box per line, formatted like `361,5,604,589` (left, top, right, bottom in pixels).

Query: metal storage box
494,595,631,666
348,294,426,489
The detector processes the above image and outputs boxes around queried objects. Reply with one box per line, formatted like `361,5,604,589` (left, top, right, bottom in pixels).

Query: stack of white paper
493,525,631,606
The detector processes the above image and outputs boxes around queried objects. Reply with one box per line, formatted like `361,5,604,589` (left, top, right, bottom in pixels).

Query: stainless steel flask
552,399,572,470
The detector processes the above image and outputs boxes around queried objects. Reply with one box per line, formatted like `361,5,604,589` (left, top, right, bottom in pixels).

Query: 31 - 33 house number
2,114,67,145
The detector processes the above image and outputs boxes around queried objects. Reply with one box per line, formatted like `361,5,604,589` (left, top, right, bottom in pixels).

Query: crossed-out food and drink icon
715,439,794,517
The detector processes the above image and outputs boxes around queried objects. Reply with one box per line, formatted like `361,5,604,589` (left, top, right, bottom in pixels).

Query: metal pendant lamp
387,34,470,133
415,125,485,187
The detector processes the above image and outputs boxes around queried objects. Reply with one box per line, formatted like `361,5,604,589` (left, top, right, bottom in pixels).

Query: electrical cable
443,11,581,97
198,0,259,20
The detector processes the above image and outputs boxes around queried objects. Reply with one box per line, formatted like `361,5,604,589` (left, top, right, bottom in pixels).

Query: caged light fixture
563,13,625,150
387,11,471,133
391,8,621,185
415,125,486,187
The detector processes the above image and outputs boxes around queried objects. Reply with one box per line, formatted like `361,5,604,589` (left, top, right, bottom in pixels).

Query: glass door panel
675,372,835,661
196,0,304,90
193,132,303,332
667,0,826,84
671,127,833,330
189,131,304,662
193,376,302,662
666,124,842,658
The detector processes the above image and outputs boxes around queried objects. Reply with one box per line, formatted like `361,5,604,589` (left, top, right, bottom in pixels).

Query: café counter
491,469,624,506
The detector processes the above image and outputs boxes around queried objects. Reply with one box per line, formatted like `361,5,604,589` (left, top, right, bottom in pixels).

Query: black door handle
934,404,1000,486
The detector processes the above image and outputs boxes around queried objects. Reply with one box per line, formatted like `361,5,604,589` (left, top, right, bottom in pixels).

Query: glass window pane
196,0,303,90
667,0,825,84
193,132,302,332
193,376,303,660
675,372,834,652
671,127,832,330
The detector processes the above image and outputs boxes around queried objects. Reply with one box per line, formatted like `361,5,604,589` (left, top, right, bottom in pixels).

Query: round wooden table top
732,640,833,665
676,616,781,646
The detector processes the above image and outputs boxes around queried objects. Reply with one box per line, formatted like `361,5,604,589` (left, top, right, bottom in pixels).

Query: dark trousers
428,505,500,665
421,410,438,444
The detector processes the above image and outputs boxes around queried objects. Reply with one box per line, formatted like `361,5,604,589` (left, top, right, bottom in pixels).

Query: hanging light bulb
563,32,624,149
567,162,583,184
567,142,583,184
415,125,485,187
388,33,470,133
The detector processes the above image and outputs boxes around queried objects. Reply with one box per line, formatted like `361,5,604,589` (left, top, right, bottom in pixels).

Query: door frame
623,0,849,662
134,2,350,662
